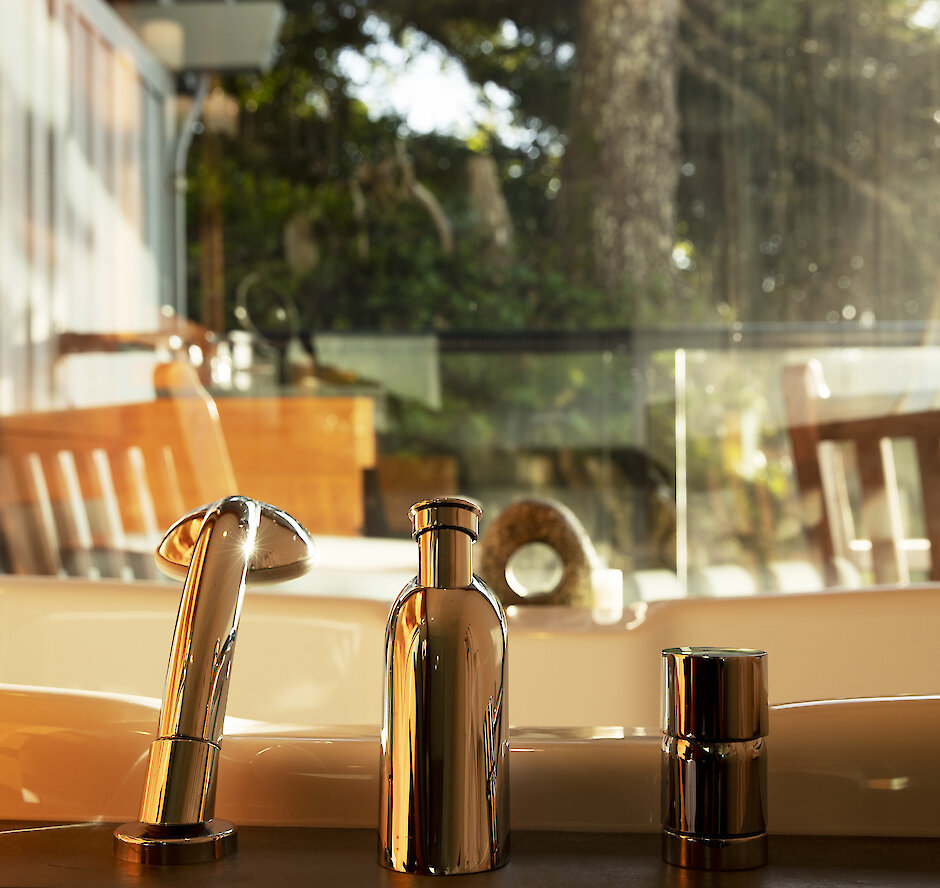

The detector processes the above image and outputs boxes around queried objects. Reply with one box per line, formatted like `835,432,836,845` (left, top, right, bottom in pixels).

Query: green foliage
179,0,940,564
186,0,940,336
678,0,940,322
381,348,637,457
187,0,603,333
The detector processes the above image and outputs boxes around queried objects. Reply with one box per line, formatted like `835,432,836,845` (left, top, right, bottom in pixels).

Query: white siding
0,0,175,413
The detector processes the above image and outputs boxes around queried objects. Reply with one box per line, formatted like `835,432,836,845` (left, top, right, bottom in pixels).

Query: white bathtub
1,550,938,837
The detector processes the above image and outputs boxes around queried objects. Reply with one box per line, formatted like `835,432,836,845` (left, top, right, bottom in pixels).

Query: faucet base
113,818,237,865
662,829,767,871
379,849,510,876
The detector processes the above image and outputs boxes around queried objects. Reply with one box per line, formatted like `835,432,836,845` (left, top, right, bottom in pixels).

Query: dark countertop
1,825,939,887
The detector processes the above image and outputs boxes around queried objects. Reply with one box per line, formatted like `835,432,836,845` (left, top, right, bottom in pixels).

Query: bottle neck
417,527,473,588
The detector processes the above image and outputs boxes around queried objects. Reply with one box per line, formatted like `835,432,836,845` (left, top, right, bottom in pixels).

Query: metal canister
661,647,768,870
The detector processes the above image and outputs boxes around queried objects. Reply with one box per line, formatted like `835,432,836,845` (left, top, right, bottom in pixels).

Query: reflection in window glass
2,0,940,596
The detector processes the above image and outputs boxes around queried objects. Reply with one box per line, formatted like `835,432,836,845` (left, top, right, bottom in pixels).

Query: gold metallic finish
156,499,317,585
156,501,258,747
138,738,219,826
661,648,768,871
115,496,316,864
113,819,237,865
662,830,768,871
379,498,510,875
662,647,768,741
410,497,482,540
661,736,767,836
417,520,473,589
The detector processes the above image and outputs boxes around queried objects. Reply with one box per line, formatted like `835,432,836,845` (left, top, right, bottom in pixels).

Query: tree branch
679,40,912,220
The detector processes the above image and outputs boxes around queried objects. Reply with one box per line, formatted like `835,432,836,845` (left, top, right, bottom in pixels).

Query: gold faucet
114,496,316,865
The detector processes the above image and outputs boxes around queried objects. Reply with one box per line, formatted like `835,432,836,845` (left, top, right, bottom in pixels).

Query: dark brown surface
1,825,939,887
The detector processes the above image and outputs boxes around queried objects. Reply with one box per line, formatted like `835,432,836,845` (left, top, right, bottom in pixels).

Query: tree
560,0,680,306
186,0,940,331
676,0,940,323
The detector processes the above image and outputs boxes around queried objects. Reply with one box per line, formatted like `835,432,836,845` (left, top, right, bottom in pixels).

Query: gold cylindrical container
661,647,768,870
379,498,510,875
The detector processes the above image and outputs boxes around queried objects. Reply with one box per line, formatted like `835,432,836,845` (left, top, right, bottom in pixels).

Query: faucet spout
114,495,316,865
157,496,258,750
140,496,258,832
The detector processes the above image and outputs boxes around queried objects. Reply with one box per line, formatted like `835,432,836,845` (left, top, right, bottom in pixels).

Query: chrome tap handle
661,647,769,871
114,496,316,865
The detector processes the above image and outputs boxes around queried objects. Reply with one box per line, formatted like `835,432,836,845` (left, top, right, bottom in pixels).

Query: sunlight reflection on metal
379,498,510,875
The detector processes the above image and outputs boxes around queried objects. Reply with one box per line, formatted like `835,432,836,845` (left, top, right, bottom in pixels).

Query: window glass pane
3,0,940,601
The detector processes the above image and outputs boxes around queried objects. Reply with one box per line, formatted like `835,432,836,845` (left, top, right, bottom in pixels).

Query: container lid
410,497,482,540
661,647,768,741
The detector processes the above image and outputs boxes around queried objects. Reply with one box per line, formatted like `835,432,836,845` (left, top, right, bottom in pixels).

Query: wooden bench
783,361,940,586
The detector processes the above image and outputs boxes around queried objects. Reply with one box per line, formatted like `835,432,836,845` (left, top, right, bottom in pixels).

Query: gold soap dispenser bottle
379,497,510,874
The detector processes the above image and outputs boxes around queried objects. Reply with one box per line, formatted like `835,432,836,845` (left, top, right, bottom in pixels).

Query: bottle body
379,499,510,875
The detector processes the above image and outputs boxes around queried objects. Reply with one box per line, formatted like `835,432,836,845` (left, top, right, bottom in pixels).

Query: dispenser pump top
410,497,482,540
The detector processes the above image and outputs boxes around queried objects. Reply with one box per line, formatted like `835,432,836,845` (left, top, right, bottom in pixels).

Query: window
3,0,940,598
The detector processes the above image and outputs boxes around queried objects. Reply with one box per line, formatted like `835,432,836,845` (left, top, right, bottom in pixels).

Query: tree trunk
467,153,514,267
561,0,680,310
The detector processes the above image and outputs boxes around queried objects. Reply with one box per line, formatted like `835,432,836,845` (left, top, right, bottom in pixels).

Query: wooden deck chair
783,361,940,586
0,361,236,579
